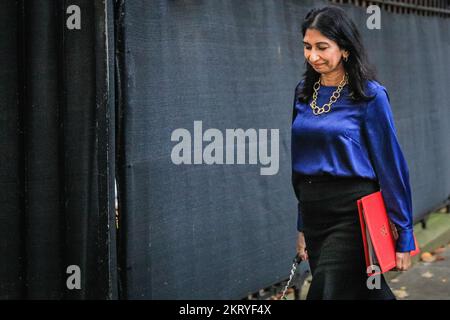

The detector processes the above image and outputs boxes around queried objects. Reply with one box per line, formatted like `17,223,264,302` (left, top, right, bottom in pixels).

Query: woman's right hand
296,231,309,261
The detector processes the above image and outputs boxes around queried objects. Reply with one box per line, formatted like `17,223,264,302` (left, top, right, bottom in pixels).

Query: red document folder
357,191,420,275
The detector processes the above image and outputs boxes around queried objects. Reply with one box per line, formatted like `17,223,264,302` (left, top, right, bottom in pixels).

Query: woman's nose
309,54,319,63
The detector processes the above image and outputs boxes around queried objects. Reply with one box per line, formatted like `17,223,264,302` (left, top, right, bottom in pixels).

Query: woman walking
291,6,416,300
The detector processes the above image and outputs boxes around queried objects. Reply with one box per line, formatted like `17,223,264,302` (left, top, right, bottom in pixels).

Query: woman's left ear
342,51,349,62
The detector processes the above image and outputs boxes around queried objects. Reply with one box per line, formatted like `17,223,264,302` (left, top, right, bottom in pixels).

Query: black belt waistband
293,173,379,201
297,174,335,183
295,173,376,184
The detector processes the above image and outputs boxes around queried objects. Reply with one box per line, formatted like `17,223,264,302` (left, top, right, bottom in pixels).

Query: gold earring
343,55,348,62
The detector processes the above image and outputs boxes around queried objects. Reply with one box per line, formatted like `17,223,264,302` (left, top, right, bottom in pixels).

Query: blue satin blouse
291,80,416,252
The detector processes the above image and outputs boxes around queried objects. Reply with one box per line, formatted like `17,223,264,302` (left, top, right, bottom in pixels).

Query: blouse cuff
396,228,416,252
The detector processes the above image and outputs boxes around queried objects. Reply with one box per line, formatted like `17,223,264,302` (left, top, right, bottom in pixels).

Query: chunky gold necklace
310,73,348,115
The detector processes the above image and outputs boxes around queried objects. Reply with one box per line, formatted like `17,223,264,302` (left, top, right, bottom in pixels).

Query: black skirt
294,173,397,300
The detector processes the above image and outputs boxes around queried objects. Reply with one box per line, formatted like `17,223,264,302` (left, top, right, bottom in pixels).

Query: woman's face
303,28,347,75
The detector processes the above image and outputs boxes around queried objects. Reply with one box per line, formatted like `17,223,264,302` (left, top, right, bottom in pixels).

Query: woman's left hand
395,252,412,271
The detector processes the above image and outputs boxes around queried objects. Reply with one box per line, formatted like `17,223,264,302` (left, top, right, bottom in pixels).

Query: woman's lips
312,63,324,67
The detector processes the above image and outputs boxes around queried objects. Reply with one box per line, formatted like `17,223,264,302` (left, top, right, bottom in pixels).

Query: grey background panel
117,1,450,299
116,0,315,299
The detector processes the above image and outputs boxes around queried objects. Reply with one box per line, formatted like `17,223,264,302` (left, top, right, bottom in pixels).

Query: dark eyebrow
302,41,330,46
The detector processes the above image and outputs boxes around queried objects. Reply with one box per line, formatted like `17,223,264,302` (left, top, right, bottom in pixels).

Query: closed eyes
303,45,327,51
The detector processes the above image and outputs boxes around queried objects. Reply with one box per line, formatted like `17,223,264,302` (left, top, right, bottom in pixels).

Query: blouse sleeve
363,86,416,252
292,81,304,232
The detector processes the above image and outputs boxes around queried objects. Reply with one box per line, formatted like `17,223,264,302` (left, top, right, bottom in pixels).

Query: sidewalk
388,242,450,299
387,210,450,300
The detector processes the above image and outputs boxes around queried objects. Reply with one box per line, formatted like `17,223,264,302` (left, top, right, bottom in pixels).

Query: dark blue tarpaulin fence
115,0,450,299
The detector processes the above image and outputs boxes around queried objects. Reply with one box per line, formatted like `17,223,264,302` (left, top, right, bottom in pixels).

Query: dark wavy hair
297,6,378,104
